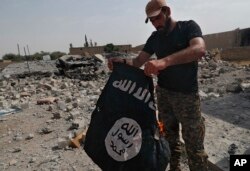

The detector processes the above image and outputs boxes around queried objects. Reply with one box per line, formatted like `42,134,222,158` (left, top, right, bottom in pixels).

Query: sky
0,0,250,59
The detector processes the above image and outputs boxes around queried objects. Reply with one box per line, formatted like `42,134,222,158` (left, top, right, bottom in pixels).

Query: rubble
55,55,106,80
0,52,249,171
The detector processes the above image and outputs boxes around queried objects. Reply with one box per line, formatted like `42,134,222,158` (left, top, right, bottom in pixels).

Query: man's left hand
144,59,167,76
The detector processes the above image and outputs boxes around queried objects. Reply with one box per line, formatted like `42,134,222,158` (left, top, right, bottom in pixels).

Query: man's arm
161,37,206,66
126,51,152,68
108,51,151,70
144,37,206,75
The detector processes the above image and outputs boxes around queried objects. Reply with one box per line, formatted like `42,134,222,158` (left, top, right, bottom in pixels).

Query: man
108,0,208,170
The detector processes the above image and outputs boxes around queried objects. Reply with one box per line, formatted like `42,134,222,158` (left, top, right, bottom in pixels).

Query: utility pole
24,47,30,73
84,34,89,47
26,45,30,55
17,44,20,56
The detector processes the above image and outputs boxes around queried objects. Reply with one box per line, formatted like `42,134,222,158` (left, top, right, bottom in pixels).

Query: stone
20,92,31,97
228,143,238,155
29,157,36,163
20,102,29,109
9,159,17,166
240,82,250,92
13,134,23,141
12,147,21,153
199,90,208,100
226,84,242,93
40,127,53,134
52,112,61,119
57,138,69,149
57,101,67,111
25,133,34,140
37,97,57,105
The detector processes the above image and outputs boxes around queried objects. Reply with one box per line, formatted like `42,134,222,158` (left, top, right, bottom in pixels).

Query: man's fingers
144,61,159,76
107,58,125,70
107,58,114,70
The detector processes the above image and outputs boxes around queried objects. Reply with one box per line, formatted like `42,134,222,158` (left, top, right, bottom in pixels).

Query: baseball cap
145,0,167,23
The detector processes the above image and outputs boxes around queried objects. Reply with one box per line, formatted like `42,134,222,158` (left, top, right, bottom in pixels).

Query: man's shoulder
150,30,158,36
177,20,199,27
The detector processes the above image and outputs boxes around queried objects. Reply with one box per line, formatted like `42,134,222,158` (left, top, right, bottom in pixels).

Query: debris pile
0,52,249,170
55,55,106,80
198,52,250,100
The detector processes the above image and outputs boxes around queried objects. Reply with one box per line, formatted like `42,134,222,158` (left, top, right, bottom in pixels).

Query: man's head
145,0,171,30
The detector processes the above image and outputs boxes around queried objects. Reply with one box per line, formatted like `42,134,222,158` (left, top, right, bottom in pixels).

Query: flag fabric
84,62,170,171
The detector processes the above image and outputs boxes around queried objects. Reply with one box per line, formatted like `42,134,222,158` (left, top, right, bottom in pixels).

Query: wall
221,46,250,61
203,29,240,50
240,28,250,46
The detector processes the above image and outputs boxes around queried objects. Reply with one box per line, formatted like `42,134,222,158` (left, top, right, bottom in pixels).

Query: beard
163,17,171,32
156,26,164,31
156,17,171,32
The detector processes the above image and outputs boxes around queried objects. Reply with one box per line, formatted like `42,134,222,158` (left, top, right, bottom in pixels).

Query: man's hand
107,57,125,70
144,59,168,76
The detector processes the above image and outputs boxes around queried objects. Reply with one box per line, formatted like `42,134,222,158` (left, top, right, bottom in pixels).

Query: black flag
84,63,170,171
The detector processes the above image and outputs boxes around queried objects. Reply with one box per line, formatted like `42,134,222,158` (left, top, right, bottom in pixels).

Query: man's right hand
107,57,125,70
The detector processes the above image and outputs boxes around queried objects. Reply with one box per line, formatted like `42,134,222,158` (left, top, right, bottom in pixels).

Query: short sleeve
185,20,203,41
142,32,156,55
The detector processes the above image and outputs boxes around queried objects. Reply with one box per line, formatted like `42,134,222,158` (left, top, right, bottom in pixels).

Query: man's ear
162,6,171,17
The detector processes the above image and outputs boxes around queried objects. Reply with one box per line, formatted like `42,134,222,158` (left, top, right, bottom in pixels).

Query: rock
72,102,78,108
207,92,220,98
13,134,23,141
40,127,53,134
69,118,85,130
20,92,31,97
240,82,250,92
20,102,29,109
9,159,17,166
80,81,88,88
60,83,69,89
57,138,69,149
47,105,53,111
25,133,34,140
37,97,58,105
38,83,53,90
87,81,96,89
52,112,61,119
208,60,217,70
228,143,238,155
57,101,67,111
226,84,242,93
12,147,21,153
199,90,208,100
29,157,36,163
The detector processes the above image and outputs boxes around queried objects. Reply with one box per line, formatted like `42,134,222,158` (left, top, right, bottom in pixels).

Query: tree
50,51,66,60
31,51,49,60
104,43,119,53
2,53,22,61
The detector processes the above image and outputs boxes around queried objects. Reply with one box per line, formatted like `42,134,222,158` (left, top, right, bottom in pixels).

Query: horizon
1,0,250,59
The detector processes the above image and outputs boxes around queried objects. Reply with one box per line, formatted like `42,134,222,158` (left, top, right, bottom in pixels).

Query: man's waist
157,81,198,93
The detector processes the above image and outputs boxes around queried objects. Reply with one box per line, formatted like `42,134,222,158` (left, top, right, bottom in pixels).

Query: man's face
149,12,167,31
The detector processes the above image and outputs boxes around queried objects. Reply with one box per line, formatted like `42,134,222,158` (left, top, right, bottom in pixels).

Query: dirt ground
0,59,250,171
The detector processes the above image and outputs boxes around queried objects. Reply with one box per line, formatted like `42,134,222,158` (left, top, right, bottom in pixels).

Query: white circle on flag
105,117,142,161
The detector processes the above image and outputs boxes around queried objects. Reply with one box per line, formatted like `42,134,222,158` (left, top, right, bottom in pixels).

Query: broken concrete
0,53,249,171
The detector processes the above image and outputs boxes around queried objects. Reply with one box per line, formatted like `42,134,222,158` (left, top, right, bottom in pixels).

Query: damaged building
69,44,132,56
203,27,250,61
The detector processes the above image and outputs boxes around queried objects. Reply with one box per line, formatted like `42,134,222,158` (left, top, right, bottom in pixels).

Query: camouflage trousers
156,86,208,171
